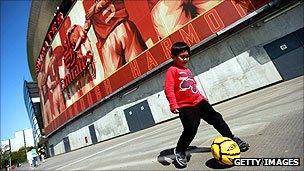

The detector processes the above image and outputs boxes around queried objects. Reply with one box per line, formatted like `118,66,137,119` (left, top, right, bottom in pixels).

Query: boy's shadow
157,146,210,169
205,158,233,169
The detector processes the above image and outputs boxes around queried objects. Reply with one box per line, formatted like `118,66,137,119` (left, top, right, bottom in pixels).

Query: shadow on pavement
205,158,233,169
157,146,211,169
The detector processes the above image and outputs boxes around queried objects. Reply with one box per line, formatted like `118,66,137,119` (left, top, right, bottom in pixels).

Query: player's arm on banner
49,78,58,91
46,75,55,93
151,0,191,38
73,26,87,52
191,0,223,14
85,0,109,20
83,0,110,37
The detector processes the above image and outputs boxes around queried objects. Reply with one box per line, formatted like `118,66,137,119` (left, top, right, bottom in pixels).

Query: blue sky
1,0,33,141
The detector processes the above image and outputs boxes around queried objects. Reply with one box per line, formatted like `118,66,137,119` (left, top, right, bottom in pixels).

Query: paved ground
17,76,303,170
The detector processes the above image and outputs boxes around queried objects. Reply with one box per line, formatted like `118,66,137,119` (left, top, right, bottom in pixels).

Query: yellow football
211,136,241,165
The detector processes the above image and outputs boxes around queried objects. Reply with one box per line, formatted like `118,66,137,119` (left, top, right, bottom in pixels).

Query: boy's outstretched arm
164,69,179,114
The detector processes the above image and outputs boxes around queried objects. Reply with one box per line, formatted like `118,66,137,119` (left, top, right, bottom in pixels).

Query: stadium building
26,0,303,156
23,81,44,147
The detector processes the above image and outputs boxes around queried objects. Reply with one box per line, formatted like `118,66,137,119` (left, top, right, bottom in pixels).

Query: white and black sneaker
174,148,187,167
233,136,250,152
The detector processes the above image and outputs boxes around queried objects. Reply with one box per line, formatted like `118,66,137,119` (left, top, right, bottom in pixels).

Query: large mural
35,0,271,135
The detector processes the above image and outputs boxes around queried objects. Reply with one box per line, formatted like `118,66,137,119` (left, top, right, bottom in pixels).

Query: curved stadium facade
26,0,303,156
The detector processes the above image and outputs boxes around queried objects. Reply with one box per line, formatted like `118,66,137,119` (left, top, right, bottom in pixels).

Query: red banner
38,0,271,135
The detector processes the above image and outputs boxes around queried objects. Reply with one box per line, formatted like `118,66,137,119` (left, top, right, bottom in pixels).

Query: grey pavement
19,76,303,170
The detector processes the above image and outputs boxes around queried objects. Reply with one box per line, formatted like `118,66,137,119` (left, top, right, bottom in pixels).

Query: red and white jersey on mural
47,46,66,119
83,0,129,39
64,23,96,104
82,0,147,78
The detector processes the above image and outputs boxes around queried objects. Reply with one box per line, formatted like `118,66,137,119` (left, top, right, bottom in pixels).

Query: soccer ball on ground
211,136,240,165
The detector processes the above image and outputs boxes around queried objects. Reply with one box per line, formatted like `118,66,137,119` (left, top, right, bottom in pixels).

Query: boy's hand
172,109,179,114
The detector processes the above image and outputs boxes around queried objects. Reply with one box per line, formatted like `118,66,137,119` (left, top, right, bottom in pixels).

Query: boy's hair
171,41,190,56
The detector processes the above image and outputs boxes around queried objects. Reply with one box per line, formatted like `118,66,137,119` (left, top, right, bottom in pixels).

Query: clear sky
1,0,33,141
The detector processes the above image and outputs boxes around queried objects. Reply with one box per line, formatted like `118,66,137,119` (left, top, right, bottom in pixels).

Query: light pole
8,139,12,170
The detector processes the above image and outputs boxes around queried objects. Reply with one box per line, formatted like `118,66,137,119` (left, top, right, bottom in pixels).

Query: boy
164,42,249,167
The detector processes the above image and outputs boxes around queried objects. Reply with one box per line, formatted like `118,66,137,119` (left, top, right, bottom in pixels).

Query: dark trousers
176,100,234,154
